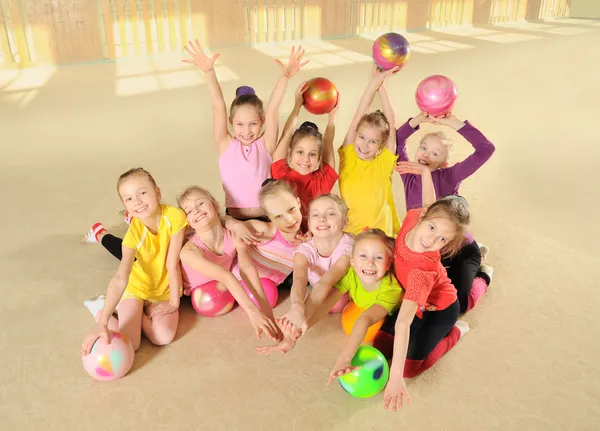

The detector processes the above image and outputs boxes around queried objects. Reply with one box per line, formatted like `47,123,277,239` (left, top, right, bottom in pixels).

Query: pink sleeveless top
181,229,236,295
218,137,272,209
231,229,296,285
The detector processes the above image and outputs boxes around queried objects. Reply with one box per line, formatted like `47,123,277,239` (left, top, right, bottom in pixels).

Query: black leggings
100,234,126,261
378,300,460,361
442,241,490,314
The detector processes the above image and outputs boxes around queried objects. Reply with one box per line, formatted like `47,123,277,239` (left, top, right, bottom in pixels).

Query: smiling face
410,216,458,253
414,135,450,171
179,189,220,232
289,135,321,175
231,104,263,145
262,191,303,234
351,236,392,286
308,197,345,239
118,174,161,220
354,124,384,161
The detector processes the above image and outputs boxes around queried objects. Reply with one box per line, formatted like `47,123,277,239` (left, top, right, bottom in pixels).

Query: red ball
303,77,339,115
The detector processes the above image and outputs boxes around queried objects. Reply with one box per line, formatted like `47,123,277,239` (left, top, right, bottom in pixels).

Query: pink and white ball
81,331,135,381
242,278,279,309
415,75,458,117
191,280,236,317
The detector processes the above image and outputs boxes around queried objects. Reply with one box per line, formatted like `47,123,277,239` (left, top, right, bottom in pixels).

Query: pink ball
81,331,135,381
242,278,279,309
415,75,458,117
330,292,351,314
191,280,236,317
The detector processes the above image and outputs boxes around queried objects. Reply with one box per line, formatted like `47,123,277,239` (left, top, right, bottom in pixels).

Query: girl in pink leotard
178,186,281,341
183,40,309,221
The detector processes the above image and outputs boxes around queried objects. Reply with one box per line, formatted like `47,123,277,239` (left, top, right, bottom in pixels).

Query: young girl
177,186,282,341
395,113,496,313
270,82,339,229
338,65,401,236
261,194,354,351
183,40,308,221
81,168,187,354
258,229,404,380
373,163,470,412
227,180,304,290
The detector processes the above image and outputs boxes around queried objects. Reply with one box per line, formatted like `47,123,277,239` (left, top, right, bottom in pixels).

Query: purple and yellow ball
372,32,411,71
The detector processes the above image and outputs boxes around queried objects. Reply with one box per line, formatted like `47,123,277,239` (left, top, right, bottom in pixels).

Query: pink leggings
96,299,178,351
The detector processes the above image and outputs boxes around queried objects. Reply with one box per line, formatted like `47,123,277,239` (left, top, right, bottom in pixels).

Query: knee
151,332,176,346
150,325,177,346
403,360,423,378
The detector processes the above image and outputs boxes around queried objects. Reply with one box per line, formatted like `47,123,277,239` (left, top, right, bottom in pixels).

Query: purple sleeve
395,120,419,161
447,121,495,183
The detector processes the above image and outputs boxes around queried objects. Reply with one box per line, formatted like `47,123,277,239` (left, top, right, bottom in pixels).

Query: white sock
455,320,470,339
84,295,106,317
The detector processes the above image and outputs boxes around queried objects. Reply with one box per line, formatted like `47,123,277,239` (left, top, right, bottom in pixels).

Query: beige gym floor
2,20,599,431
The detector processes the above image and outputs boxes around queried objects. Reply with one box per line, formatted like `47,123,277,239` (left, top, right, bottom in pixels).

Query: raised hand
182,39,220,72
294,81,309,107
275,46,309,78
428,113,465,130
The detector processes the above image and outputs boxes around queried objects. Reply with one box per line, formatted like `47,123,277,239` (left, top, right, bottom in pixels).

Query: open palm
276,46,309,78
183,39,220,72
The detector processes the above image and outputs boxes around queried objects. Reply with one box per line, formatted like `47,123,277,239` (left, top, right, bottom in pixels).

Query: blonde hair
421,196,470,258
177,186,221,214
353,228,395,271
177,186,222,237
357,110,390,146
421,132,454,160
117,167,157,191
308,194,349,227
258,179,299,209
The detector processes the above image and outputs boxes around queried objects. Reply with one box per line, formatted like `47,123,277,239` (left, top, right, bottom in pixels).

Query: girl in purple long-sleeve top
395,113,495,314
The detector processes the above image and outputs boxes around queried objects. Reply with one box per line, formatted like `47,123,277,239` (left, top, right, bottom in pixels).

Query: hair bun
299,121,319,133
261,178,277,188
236,86,256,97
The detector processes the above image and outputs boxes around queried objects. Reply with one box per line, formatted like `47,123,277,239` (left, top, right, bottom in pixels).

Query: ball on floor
339,345,390,398
82,331,135,381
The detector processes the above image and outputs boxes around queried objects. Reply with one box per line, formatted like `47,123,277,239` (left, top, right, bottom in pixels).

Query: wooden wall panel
0,0,576,68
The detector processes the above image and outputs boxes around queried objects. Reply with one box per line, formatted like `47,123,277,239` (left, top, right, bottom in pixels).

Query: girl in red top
271,82,339,230
374,161,471,412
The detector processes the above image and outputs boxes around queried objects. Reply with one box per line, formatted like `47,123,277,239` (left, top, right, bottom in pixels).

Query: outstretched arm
183,40,231,154
272,82,307,162
81,246,136,354
262,46,309,156
343,65,399,148
378,82,398,153
180,240,281,341
383,299,418,412
322,95,340,167
328,304,389,384
431,115,496,184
